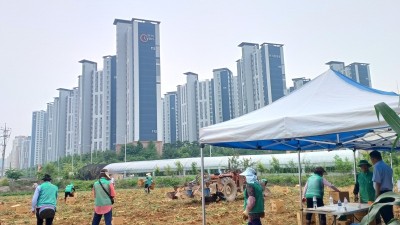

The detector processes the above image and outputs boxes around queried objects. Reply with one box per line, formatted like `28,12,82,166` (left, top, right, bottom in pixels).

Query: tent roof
199,70,400,151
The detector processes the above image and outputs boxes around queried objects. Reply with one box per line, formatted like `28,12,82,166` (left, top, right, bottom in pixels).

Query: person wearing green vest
145,173,153,194
64,182,75,203
303,167,340,225
31,174,58,225
240,167,265,225
353,160,375,203
91,169,116,225
353,160,381,224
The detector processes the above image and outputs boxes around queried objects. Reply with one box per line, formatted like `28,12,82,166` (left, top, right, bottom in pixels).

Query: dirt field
0,186,354,225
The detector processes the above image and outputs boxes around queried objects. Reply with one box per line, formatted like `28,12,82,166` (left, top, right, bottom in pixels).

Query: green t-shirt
356,171,375,203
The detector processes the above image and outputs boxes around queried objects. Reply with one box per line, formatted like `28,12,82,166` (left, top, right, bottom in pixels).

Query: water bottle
329,195,333,206
337,199,342,212
313,196,317,209
343,197,348,207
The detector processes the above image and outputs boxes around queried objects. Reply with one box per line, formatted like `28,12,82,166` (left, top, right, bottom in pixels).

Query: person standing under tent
303,167,340,225
64,182,75,203
91,169,116,225
369,150,394,224
353,160,375,203
144,173,153,194
240,167,265,225
31,174,58,225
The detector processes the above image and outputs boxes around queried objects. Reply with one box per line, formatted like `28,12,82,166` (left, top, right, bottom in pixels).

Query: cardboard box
329,191,350,204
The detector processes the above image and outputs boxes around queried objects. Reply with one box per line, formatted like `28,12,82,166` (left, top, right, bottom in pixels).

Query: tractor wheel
223,178,237,201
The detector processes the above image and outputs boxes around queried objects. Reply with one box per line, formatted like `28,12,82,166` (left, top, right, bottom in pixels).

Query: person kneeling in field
64,182,75,203
91,169,116,225
31,174,58,225
241,167,265,225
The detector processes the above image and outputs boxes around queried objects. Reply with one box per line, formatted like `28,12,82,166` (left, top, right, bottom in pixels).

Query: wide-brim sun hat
240,167,256,176
146,173,151,176
358,160,372,167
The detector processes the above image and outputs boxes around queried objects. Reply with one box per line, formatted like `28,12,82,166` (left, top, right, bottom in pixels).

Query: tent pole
353,149,357,183
297,149,303,210
200,144,206,225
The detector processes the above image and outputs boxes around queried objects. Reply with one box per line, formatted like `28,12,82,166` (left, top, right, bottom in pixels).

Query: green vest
305,174,324,198
145,176,153,185
357,171,375,203
94,178,112,206
37,182,58,208
244,182,265,214
65,184,74,193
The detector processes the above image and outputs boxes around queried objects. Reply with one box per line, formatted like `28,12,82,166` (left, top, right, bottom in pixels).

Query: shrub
0,178,9,186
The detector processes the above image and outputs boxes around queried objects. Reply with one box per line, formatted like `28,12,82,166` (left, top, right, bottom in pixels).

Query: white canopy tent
198,69,400,225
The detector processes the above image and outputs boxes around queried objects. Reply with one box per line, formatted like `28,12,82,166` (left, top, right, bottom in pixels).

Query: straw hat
100,169,111,180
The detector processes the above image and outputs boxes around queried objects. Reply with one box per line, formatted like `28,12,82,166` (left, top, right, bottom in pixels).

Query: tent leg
390,151,394,188
297,150,303,210
200,145,206,225
353,149,357,183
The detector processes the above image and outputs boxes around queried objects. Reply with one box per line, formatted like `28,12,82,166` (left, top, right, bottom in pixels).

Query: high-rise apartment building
10,136,30,169
102,56,117,150
177,72,198,142
237,42,286,112
45,102,55,162
213,68,233,123
288,77,311,93
345,63,371,87
237,43,259,114
114,18,162,145
163,92,178,144
78,60,97,155
31,110,47,166
197,79,215,129
92,70,104,152
326,61,371,87
66,87,80,156
231,75,242,119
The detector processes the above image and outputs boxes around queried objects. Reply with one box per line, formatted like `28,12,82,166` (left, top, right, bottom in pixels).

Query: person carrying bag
91,169,116,225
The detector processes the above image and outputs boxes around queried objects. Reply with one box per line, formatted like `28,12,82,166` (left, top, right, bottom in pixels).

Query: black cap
314,167,327,175
42,174,52,181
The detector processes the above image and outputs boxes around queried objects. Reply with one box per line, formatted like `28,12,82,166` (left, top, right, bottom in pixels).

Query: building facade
102,56,117,150
114,18,162,145
31,110,47,166
163,92,178,144
177,72,198,142
345,63,371,87
213,68,233,123
78,60,97,155
197,79,215,129
65,87,80,156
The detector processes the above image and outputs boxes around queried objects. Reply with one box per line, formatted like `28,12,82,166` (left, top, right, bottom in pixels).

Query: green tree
287,159,297,173
164,164,173,176
191,162,198,175
270,156,281,173
5,168,23,181
154,166,161,176
228,155,240,171
334,155,352,174
175,161,184,175
242,157,255,169
256,162,267,175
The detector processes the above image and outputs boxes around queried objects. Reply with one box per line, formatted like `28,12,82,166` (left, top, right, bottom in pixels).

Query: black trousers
378,190,394,224
306,198,326,225
36,209,54,225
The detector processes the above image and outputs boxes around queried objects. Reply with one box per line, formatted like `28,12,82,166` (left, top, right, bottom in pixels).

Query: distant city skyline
1,0,399,157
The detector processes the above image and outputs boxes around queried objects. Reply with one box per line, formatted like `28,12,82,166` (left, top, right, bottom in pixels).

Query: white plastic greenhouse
103,149,355,174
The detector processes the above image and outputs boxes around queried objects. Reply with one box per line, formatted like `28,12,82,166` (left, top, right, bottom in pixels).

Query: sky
0,0,399,157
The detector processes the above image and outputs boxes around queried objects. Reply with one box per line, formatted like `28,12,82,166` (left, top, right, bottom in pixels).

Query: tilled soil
0,186,354,225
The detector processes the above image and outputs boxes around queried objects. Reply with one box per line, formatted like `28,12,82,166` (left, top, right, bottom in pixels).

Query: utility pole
1,124,11,178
